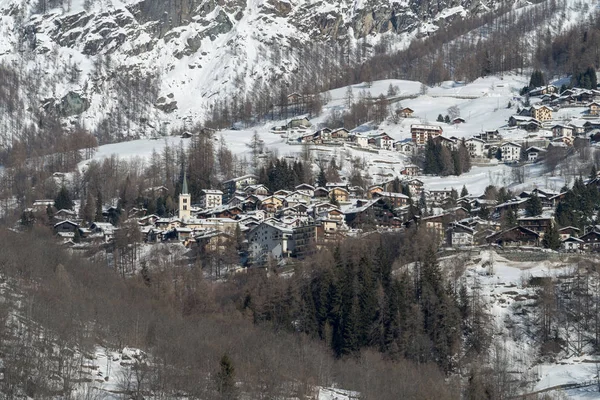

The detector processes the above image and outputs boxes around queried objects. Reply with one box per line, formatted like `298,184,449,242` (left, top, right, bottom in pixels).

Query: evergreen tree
460,185,469,198
215,354,237,399
317,169,327,187
590,164,598,180
437,114,444,122
444,115,450,124
526,193,543,216
529,70,545,88
542,223,561,250
81,190,96,223
95,191,104,222
54,186,74,210
501,207,517,229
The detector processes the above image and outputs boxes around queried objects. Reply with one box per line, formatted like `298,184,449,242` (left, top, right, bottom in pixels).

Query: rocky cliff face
0,0,505,141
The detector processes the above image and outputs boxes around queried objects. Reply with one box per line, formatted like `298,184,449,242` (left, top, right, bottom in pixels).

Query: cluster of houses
26,167,600,271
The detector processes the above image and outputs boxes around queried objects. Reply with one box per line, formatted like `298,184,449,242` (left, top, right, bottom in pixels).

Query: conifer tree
526,193,543,216
215,354,237,399
542,223,561,250
55,186,74,210
460,185,469,197
95,191,104,222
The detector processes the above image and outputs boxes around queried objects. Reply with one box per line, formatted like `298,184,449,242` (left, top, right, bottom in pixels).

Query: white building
199,189,223,209
500,142,521,163
465,137,486,158
351,133,369,148
248,220,294,261
374,133,394,150
446,223,475,247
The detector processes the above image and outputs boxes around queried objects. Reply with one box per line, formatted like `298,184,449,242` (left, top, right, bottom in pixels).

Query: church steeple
179,170,191,221
182,170,189,195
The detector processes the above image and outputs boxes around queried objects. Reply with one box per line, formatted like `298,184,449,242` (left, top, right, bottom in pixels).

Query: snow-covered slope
0,0,518,142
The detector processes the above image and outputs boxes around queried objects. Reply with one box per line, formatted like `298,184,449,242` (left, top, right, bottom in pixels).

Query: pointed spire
182,170,189,195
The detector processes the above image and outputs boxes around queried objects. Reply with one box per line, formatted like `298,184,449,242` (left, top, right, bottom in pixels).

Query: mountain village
19,83,600,272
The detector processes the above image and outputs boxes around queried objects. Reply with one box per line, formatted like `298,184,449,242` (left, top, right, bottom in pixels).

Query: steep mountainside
0,0,511,142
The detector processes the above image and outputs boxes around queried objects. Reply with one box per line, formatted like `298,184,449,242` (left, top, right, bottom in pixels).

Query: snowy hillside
0,0,537,143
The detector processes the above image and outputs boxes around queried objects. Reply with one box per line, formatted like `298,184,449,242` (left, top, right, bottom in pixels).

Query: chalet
329,187,350,203
558,226,580,241
32,199,54,212
529,85,557,97
344,198,400,228
411,124,443,145
395,139,416,154
517,216,553,235
199,189,223,209
579,230,600,252
465,138,486,158
589,102,600,116
287,92,302,104
331,128,350,140
429,188,454,203
421,214,450,246
551,124,574,138
89,222,116,241
400,165,420,176
285,191,311,207
561,236,583,252
452,117,466,124
446,223,475,247
476,130,501,142
530,105,553,122
374,133,394,150
221,174,259,203
569,120,586,135
372,191,410,207
244,184,270,196
314,187,329,198
295,184,315,197
54,220,79,235
350,133,369,148
273,190,291,197
584,120,600,132
287,117,311,129
500,142,521,163
486,226,540,247
399,107,414,118
405,178,424,197
54,209,77,221
525,146,546,162
367,185,384,199
259,196,286,214
173,226,193,242
508,116,542,130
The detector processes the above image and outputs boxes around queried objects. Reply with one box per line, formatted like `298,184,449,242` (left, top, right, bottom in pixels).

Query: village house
421,214,450,246
551,124,574,139
558,226,580,240
295,183,315,197
452,117,466,124
199,189,223,209
54,220,79,237
404,178,424,197
486,226,540,247
525,146,546,162
579,230,600,252
517,216,553,235
344,198,400,228
329,187,350,203
395,139,416,155
561,236,583,252
248,220,294,262
411,124,443,145
399,107,414,118
508,116,542,131
446,223,475,247
244,184,270,196
374,133,394,150
221,174,259,203
428,188,454,204
285,191,311,207
367,185,384,199
500,142,521,163
433,135,457,150
530,105,553,122
287,117,311,130
350,133,369,148
400,165,420,176
371,191,410,207
331,128,350,140
465,137,486,158
259,196,286,214
476,130,501,142
588,101,600,116
314,187,329,198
